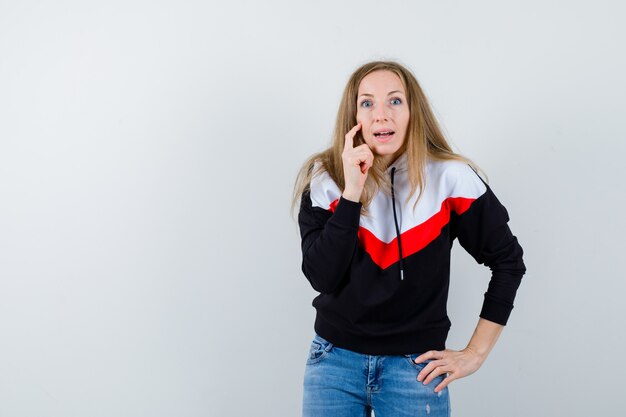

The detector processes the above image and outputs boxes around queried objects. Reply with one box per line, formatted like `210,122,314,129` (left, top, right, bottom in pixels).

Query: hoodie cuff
479,294,513,325
328,196,362,230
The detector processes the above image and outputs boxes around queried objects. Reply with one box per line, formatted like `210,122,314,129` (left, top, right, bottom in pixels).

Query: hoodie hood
385,151,409,174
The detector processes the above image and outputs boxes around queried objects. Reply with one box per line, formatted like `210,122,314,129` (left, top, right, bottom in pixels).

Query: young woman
291,61,526,417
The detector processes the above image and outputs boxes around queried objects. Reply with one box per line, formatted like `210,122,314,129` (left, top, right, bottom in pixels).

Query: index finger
414,350,443,364
344,123,361,149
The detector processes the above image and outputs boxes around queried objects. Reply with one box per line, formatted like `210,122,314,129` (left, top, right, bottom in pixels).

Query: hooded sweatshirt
297,151,526,355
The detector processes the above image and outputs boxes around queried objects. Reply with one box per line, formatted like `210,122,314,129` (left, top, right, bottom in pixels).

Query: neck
382,148,405,169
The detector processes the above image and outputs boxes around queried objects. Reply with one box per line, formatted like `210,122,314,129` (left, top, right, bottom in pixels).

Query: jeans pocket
404,353,433,371
306,334,334,365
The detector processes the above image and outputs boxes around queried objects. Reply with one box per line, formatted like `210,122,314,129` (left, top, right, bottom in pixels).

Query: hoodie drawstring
390,167,404,281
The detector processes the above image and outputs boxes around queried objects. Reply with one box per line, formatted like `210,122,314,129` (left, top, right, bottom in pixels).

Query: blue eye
391,98,402,105
360,100,372,108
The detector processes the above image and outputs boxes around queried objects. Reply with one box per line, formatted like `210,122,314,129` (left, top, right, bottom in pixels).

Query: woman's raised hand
342,123,374,202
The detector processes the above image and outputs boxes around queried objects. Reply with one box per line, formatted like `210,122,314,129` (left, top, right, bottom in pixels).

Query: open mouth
373,131,395,141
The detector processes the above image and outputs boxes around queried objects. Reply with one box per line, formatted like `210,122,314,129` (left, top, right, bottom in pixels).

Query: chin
372,144,402,156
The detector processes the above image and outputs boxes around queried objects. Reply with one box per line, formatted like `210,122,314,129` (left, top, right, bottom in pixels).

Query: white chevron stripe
309,158,487,243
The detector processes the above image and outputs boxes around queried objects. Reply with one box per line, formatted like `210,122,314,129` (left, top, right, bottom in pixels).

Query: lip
373,132,395,143
372,127,395,143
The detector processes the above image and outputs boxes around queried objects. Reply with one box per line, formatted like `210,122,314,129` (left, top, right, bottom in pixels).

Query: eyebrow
358,90,405,98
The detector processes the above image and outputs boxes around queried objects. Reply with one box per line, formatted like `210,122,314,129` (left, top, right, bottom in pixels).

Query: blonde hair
290,60,487,219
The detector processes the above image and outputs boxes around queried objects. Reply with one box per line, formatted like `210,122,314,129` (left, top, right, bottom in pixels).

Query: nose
373,104,389,122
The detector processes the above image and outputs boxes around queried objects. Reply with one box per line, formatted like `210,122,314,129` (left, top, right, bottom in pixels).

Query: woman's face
356,70,409,166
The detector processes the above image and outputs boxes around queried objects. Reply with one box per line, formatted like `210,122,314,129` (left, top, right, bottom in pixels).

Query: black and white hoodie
298,151,526,355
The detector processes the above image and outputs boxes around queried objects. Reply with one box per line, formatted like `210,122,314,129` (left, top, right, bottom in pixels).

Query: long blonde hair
291,60,487,218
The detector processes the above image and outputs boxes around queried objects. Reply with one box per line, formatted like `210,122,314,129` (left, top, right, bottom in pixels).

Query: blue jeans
302,333,451,417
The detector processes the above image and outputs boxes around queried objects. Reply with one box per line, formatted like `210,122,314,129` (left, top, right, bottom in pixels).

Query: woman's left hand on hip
413,348,484,393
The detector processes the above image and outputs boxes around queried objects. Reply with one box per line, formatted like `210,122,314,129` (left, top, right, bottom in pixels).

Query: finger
362,157,373,173
346,153,370,169
361,152,375,173
354,142,372,153
422,365,449,385
344,123,361,150
347,145,373,166
358,157,367,170
366,152,374,169
422,366,448,385
346,148,370,164
353,149,373,164
414,350,443,364
434,374,455,393
416,359,445,382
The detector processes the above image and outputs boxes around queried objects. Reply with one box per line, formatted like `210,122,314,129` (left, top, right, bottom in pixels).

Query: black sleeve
452,180,527,326
297,189,362,294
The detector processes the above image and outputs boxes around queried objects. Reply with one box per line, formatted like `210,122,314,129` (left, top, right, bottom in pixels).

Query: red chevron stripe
328,196,475,269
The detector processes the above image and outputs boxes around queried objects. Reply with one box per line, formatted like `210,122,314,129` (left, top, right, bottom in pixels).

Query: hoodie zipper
390,167,405,281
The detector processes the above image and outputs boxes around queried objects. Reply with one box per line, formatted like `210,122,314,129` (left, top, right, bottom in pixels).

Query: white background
1,0,625,416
